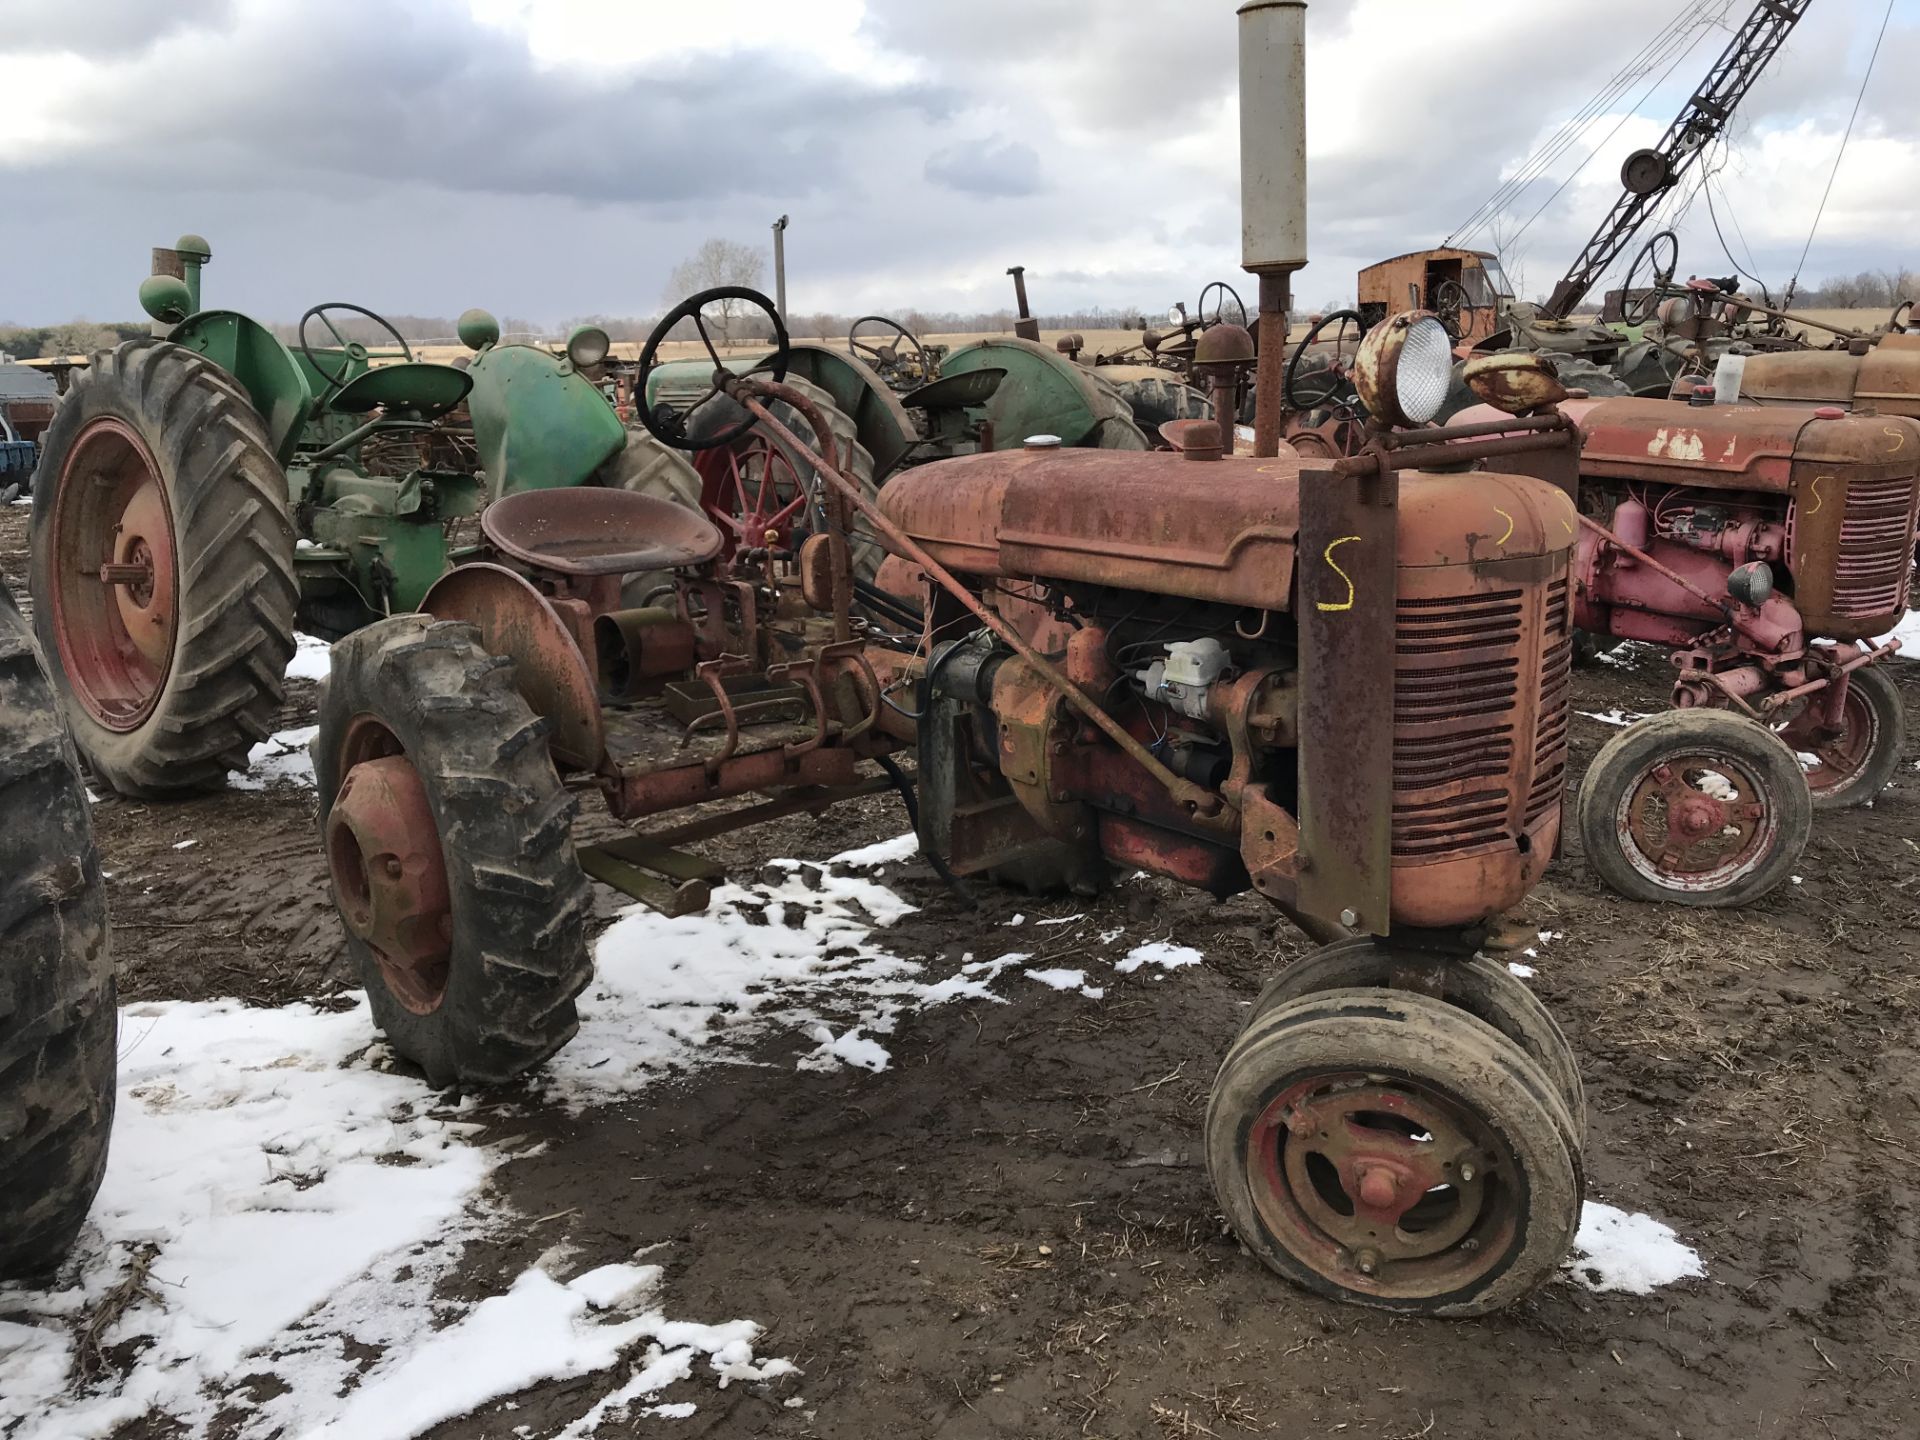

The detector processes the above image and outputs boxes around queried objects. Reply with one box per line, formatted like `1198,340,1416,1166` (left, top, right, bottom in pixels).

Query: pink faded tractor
1462,355,1918,905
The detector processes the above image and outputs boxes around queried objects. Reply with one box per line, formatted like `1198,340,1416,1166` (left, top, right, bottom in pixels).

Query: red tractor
1456,362,1919,905
311,286,1596,1317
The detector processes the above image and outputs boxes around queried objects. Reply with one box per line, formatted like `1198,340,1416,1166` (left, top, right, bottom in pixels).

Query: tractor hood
877,448,1576,613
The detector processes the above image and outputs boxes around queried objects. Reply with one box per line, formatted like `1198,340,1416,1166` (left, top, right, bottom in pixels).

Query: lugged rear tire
29,338,297,797
313,615,593,1086
0,580,116,1279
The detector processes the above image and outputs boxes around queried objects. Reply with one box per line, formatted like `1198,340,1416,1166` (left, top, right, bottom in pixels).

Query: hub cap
47,417,178,729
326,754,453,1014
1247,1072,1521,1298
1614,747,1777,892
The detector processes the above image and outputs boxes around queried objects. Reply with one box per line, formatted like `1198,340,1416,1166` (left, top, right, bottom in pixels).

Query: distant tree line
0,321,149,360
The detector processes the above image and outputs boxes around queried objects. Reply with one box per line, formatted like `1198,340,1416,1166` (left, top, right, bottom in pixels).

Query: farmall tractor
308,0,1598,1318
1452,358,1920,906
26,238,669,796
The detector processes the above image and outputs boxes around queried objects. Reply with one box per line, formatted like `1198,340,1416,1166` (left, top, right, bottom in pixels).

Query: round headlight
1352,311,1454,428
1167,304,1186,326
566,324,611,368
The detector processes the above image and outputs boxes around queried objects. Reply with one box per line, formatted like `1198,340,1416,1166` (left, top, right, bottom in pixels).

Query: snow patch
1565,1202,1705,1295
1578,708,1646,727
1507,962,1536,979
1024,967,1105,1000
1875,607,1920,657
231,724,319,790
1115,942,1203,975
828,830,919,868
286,631,334,682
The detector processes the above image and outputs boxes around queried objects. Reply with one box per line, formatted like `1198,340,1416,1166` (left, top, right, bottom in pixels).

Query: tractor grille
1391,589,1524,859
1832,475,1920,619
1526,579,1573,825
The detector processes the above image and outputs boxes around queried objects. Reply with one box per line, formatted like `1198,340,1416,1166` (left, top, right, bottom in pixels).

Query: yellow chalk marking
1317,535,1361,612
1493,506,1515,545
1885,425,1906,453
1807,475,1830,515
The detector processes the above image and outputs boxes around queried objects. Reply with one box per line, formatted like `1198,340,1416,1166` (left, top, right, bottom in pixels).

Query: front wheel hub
326,755,453,1014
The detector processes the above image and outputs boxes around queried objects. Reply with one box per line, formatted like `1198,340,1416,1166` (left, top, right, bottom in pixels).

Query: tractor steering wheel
1285,309,1365,412
1889,299,1914,334
1622,231,1680,326
1197,281,1248,329
848,315,930,383
298,303,414,392
636,286,790,451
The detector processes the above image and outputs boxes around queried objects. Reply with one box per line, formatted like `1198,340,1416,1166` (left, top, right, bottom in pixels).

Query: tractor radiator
1830,475,1920,621
1389,577,1570,861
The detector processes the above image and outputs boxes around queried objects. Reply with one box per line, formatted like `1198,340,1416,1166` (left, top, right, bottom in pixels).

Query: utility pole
771,215,790,321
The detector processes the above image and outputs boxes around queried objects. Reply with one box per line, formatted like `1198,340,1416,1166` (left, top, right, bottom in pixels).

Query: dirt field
4,496,1920,1439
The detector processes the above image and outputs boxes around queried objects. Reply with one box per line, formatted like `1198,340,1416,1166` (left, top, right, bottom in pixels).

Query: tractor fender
419,562,605,771
463,343,627,498
167,310,314,465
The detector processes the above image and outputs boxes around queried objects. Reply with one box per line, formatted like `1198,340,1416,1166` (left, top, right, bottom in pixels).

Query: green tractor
29,236,686,796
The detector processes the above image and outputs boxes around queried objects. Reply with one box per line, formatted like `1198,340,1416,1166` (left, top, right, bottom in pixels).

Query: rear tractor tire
1206,986,1581,1316
1577,708,1811,906
313,615,593,1087
29,338,297,796
0,581,116,1279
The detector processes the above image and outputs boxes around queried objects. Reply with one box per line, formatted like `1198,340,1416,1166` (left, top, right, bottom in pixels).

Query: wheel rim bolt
1353,1247,1381,1276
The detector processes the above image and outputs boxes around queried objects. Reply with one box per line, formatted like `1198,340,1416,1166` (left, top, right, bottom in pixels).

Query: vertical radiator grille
1832,475,1920,619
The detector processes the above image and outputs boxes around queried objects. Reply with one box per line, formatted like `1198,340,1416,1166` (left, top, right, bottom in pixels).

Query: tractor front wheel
314,616,593,1086
1577,708,1811,906
29,339,297,796
1206,986,1581,1316
1247,940,1584,1149
1772,665,1905,811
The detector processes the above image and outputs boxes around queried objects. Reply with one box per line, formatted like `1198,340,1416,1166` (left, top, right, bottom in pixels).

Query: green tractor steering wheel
637,286,790,451
298,303,414,394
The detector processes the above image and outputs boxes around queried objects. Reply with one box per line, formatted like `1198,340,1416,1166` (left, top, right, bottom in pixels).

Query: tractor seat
481,487,725,577
330,362,473,417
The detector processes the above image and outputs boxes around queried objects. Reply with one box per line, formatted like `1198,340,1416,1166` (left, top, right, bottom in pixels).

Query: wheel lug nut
384,856,404,879
1352,1246,1381,1277
1459,1162,1476,1183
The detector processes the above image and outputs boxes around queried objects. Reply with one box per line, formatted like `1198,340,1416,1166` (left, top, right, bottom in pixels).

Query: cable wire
1787,0,1895,291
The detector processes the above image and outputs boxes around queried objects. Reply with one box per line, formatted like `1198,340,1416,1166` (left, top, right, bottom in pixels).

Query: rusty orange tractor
309,2,1602,1318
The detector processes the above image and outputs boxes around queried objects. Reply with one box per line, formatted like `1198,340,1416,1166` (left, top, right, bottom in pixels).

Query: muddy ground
5,500,1919,1439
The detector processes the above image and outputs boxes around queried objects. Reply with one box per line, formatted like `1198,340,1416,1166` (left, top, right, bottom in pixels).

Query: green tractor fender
938,337,1148,450
166,310,316,467
464,343,627,497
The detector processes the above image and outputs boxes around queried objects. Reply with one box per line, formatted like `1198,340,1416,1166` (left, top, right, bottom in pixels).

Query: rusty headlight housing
1353,311,1453,428
567,324,611,369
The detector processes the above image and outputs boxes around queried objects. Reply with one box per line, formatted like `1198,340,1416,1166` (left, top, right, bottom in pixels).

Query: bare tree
806,312,837,343
665,238,767,347
43,321,118,358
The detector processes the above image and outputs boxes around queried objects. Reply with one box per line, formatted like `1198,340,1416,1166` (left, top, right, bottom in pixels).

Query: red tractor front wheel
29,340,296,796
1772,665,1905,811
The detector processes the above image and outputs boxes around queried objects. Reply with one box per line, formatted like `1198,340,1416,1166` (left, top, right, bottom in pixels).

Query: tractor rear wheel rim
326,746,454,1015
1615,746,1778,892
48,416,178,730
1248,1072,1519,1298
1775,687,1877,799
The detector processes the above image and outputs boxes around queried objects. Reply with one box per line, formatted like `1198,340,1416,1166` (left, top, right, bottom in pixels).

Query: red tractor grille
1832,475,1920,619
1391,589,1525,859
1526,579,1573,825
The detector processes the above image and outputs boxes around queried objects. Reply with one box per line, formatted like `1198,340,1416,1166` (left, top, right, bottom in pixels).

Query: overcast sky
2,0,1916,329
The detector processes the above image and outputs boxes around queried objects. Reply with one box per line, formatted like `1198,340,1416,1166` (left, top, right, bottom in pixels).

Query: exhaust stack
1237,0,1307,455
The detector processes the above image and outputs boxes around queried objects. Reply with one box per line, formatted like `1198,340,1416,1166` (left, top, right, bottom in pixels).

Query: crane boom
1543,0,1812,318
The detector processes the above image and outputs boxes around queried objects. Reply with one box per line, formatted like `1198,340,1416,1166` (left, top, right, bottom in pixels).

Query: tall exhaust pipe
1237,0,1307,457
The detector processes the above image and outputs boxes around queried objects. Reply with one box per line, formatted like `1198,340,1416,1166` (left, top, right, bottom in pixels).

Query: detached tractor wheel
1247,940,1584,1146
1772,665,1905,811
313,615,593,1087
29,339,297,796
0,581,115,1279
1206,987,1581,1317
1577,708,1811,906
